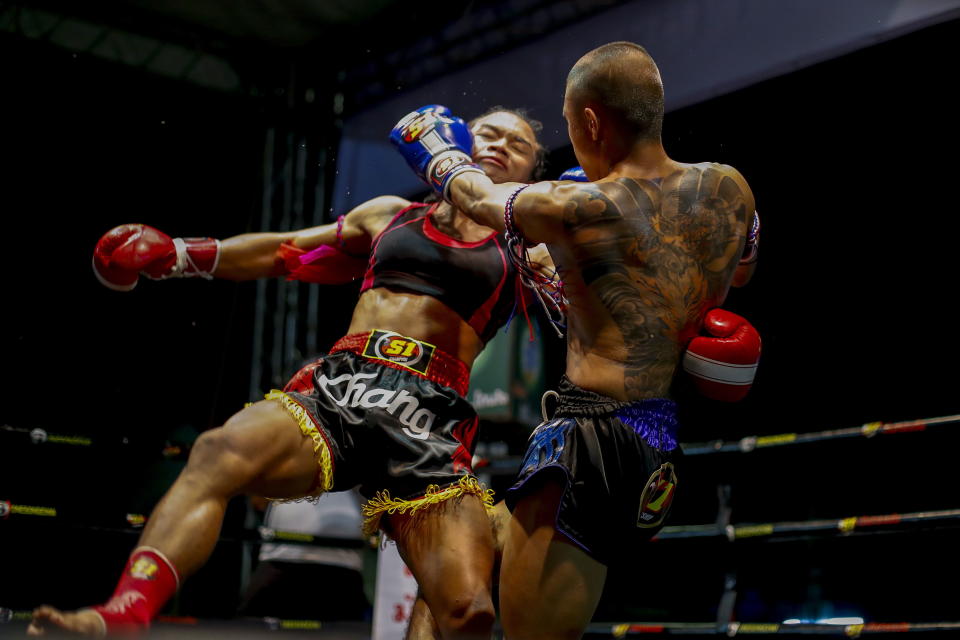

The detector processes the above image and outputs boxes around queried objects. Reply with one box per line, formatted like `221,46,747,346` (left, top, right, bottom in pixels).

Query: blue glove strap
559,166,588,182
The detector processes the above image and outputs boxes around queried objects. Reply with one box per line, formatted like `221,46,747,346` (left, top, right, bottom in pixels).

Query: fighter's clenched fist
92,223,220,291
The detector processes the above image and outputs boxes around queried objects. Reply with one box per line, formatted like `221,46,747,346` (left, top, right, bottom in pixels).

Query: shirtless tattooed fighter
393,42,761,639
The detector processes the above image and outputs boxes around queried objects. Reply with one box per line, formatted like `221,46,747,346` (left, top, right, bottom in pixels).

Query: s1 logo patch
364,330,436,375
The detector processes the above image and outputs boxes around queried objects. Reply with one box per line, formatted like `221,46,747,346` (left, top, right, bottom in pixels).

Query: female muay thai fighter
28,107,547,640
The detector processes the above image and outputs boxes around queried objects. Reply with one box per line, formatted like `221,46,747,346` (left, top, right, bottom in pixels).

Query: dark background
2,5,959,635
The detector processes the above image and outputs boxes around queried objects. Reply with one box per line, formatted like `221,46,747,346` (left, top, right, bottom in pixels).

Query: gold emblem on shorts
637,462,677,529
363,330,436,375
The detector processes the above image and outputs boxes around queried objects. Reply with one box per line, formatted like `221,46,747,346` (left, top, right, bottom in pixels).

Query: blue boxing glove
559,166,588,182
390,105,484,200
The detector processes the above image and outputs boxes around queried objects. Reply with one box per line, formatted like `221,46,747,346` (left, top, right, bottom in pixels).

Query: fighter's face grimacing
470,111,539,184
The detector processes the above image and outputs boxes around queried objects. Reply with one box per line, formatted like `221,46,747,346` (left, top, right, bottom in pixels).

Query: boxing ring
4,413,960,637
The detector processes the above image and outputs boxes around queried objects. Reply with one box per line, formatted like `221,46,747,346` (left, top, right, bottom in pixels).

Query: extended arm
388,106,578,244
447,172,577,244
215,195,407,280
92,195,408,290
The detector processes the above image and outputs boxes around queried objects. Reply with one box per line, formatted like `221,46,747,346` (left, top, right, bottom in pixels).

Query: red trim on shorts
283,360,323,394
330,332,470,397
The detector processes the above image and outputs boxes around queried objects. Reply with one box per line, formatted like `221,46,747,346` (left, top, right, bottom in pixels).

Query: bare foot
27,606,105,637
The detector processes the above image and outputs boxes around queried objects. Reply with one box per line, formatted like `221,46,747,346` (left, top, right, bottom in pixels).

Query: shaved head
566,42,664,141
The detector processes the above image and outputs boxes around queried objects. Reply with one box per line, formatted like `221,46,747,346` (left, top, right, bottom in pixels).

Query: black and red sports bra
361,203,520,343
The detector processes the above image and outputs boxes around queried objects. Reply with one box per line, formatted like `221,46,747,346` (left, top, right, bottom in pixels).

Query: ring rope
6,415,958,549
474,413,960,475
588,620,960,637
655,507,960,542
0,609,358,633
683,413,960,456
0,503,373,549
6,499,959,546
4,609,960,636
6,413,958,463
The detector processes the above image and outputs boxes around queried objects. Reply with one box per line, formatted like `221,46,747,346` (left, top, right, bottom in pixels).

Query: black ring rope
4,608,960,636
585,620,960,636
655,507,960,542
7,413,958,460
0,501,372,549
682,414,960,456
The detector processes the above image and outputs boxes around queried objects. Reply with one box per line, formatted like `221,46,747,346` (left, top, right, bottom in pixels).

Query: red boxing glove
682,309,761,402
93,224,220,291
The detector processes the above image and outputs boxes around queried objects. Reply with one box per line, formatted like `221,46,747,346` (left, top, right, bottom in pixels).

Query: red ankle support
92,547,180,635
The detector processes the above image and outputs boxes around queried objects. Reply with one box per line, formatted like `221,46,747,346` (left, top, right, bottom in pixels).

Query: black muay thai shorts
506,376,681,564
267,330,491,534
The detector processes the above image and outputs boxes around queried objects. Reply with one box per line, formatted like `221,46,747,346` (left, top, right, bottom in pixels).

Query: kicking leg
499,478,606,640
137,399,320,575
28,399,322,636
389,494,496,640
405,590,441,640
403,499,510,639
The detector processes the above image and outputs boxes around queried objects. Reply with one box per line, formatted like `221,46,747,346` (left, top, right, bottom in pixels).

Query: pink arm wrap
276,240,368,284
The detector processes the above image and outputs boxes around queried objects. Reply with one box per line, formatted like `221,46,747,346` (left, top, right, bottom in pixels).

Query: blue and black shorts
506,376,681,565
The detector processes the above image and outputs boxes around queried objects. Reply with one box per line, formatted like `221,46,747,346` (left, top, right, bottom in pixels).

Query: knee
184,426,256,486
433,590,495,639
187,428,230,467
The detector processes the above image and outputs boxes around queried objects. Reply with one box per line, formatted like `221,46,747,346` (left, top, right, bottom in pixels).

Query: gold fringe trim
265,390,333,495
361,475,495,536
